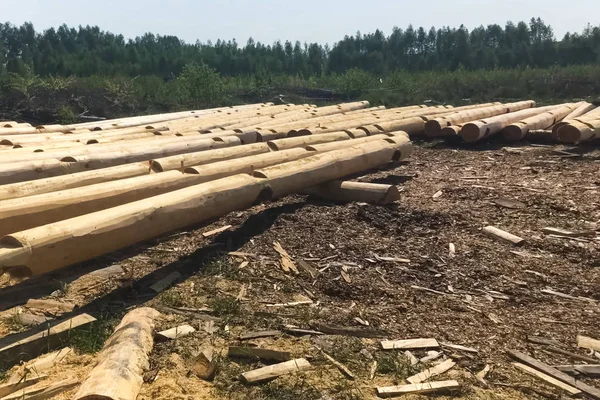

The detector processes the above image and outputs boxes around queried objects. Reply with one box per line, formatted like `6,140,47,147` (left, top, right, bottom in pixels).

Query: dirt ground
0,139,599,399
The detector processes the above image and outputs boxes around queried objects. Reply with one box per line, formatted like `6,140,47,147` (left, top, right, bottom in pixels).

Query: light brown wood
150,272,181,293
503,104,575,141
407,359,456,384
0,378,78,400
377,380,460,397
319,349,355,380
0,314,96,363
304,181,400,204
25,299,74,313
156,325,196,340
190,348,216,381
513,362,582,396
557,118,600,143
267,131,350,151
0,376,47,398
483,226,525,246
578,335,600,352
7,348,72,383
202,225,232,237
228,347,291,362
240,358,311,384
381,338,440,350
74,308,160,400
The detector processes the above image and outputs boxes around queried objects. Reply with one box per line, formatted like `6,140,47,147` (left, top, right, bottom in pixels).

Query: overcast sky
2,0,596,44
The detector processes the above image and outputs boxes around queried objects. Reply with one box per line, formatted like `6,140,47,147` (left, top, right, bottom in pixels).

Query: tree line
1,18,599,79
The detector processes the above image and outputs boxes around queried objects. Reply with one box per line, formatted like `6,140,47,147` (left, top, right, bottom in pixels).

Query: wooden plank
25,299,74,314
0,376,47,398
190,348,215,381
377,380,460,397
527,336,562,347
578,336,600,352
556,365,600,377
156,324,196,340
202,225,232,238
239,330,281,341
483,226,525,246
407,359,456,384
381,338,440,350
0,314,96,363
240,358,311,384
545,346,600,364
440,342,478,353
149,271,181,293
228,347,291,362
7,348,72,383
508,349,600,400
1,378,78,400
16,313,53,327
513,362,581,396
404,351,419,366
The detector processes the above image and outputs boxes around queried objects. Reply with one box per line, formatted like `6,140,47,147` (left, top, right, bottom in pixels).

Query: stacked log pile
0,99,596,278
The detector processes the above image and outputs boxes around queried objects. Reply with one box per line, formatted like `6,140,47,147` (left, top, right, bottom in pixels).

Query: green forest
1,18,599,123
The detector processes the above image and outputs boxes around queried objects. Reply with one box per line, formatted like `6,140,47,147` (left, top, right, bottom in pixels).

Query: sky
2,0,597,45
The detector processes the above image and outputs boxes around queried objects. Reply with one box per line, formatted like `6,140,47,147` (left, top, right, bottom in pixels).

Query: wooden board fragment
526,336,562,347
1,378,78,400
240,358,311,384
228,347,291,362
16,313,53,327
556,365,600,377
25,299,74,313
407,359,456,384
578,336,600,352
508,349,600,400
381,338,440,350
273,241,299,275
513,362,582,396
377,380,460,398
545,346,600,364
0,314,96,363
314,323,385,338
297,259,318,279
483,226,525,246
0,376,47,398
7,347,72,383
404,351,419,366
149,272,181,293
156,324,196,340
440,342,478,353
190,347,216,381
239,330,281,340
202,225,232,238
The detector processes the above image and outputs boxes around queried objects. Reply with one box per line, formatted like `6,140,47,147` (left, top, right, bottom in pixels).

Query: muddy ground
1,139,599,399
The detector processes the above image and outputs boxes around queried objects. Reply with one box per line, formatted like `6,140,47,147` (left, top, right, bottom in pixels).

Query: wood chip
156,324,196,340
411,285,447,296
541,289,597,303
405,351,419,366
440,342,478,353
239,330,281,341
432,190,443,200
341,270,351,283
370,361,378,380
476,364,492,380
375,255,411,263
381,338,440,350
228,347,291,362
273,241,299,275
150,272,181,293
190,347,215,381
377,380,460,397
513,362,581,396
483,226,525,246
240,358,311,384
448,243,456,258
266,300,313,308
202,225,232,237
407,359,457,384
238,261,249,269
578,335,600,352
283,326,324,336
228,251,256,258
297,259,318,279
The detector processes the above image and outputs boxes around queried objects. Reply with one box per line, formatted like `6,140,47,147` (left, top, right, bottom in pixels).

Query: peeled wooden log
372,117,426,135
151,143,270,172
344,128,369,138
459,105,561,143
304,181,400,204
557,119,600,143
74,308,160,400
267,131,350,151
0,138,408,276
439,125,462,137
0,138,240,185
503,104,575,141
424,101,535,137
